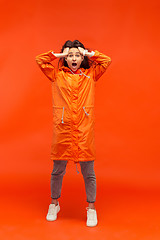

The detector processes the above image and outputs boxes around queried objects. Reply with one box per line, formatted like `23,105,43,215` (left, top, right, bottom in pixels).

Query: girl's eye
68,54,80,58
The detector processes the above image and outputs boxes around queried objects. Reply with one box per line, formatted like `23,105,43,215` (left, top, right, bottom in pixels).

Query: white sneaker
86,207,98,227
46,202,60,221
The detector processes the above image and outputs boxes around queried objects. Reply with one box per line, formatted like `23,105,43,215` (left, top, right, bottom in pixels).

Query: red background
0,0,160,239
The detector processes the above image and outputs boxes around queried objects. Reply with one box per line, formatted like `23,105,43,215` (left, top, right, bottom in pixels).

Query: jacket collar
59,66,85,74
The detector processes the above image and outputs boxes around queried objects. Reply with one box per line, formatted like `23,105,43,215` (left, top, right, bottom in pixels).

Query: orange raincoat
35,50,111,163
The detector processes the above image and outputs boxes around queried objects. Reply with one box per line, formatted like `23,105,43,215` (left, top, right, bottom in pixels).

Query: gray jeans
51,160,96,203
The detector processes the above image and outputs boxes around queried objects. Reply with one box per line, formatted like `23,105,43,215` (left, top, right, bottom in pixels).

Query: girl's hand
63,47,69,56
78,47,85,55
78,47,89,56
53,47,69,58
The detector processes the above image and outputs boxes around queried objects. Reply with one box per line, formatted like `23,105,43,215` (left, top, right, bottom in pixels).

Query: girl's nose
73,55,76,60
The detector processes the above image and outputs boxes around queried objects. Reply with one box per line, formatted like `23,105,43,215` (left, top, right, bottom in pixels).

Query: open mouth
72,63,77,67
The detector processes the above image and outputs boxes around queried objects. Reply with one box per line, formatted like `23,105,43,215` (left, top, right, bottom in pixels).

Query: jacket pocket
83,105,94,118
53,106,65,125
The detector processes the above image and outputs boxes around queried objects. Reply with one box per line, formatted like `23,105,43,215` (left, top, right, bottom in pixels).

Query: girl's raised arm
78,47,112,82
35,50,57,82
35,48,69,81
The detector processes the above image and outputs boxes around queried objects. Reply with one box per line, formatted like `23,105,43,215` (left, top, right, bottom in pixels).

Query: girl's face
65,48,84,72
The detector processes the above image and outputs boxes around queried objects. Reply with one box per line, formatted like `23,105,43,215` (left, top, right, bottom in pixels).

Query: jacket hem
50,158,96,162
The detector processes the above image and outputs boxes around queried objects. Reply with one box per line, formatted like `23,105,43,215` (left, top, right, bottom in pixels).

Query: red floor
1,172,160,240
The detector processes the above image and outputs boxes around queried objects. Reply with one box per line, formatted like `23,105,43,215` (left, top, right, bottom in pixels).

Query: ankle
51,199,58,206
88,203,95,209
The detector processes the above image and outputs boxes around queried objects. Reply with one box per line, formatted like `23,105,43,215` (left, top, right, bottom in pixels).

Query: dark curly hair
58,40,92,69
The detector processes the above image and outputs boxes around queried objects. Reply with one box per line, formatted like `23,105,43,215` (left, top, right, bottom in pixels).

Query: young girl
35,40,112,227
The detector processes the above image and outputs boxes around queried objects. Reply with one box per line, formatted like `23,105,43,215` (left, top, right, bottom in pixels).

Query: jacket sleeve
35,50,57,82
89,50,112,81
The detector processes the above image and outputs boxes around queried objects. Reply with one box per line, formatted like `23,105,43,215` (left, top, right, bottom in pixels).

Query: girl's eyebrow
69,52,80,54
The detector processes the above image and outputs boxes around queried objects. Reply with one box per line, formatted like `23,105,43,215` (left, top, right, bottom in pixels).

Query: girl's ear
81,55,84,61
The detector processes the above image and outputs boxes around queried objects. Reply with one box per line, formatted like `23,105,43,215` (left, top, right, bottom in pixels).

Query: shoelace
48,203,58,213
48,204,56,214
86,207,96,220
